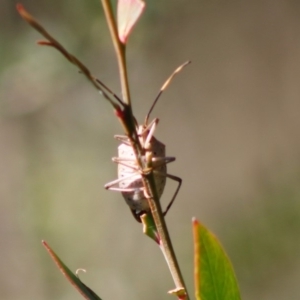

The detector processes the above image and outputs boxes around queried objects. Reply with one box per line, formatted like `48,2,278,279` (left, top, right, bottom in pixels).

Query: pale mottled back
118,133,167,212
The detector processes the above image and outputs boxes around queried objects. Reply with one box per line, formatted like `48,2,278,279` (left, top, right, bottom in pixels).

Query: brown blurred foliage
1,1,300,299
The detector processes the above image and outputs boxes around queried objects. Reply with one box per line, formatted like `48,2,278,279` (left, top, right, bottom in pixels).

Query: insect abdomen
118,136,167,212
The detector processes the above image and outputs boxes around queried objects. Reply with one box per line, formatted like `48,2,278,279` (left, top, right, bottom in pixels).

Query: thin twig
100,0,131,107
16,4,122,111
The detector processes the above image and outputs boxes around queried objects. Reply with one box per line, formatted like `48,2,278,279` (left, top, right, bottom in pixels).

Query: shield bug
105,61,190,221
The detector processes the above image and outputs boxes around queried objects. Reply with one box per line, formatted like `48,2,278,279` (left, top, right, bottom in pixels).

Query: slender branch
100,0,131,107
100,0,144,159
144,155,189,299
16,4,122,111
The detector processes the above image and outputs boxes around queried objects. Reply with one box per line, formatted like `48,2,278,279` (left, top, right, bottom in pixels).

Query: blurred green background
1,0,300,299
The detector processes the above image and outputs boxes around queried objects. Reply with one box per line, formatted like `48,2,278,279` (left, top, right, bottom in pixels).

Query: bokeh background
1,0,300,299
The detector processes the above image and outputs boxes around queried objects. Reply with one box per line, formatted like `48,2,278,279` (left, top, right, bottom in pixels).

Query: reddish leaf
117,0,145,44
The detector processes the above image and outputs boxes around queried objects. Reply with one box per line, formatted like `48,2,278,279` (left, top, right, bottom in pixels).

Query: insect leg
112,157,139,171
114,135,131,145
152,171,182,216
144,118,159,148
113,155,175,170
152,156,175,167
137,118,159,149
104,173,142,191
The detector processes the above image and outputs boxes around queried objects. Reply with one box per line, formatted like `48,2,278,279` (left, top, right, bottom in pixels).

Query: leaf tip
192,217,199,225
16,3,24,12
117,0,146,44
42,240,50,251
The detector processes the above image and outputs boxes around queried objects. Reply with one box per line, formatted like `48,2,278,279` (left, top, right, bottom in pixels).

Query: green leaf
192,219,241,300
141,213,160,244
42,241,102,300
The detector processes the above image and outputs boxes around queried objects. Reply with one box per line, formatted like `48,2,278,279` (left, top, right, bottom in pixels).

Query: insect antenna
144,61,191,125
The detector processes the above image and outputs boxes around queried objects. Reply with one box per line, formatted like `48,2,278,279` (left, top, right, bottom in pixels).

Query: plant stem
100,0,131,107
101,1,189,298
144,160,189,299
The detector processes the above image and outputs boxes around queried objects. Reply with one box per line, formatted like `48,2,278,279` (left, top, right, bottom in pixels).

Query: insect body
105,62,189,221
105,119,180,221
116,123,167,212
